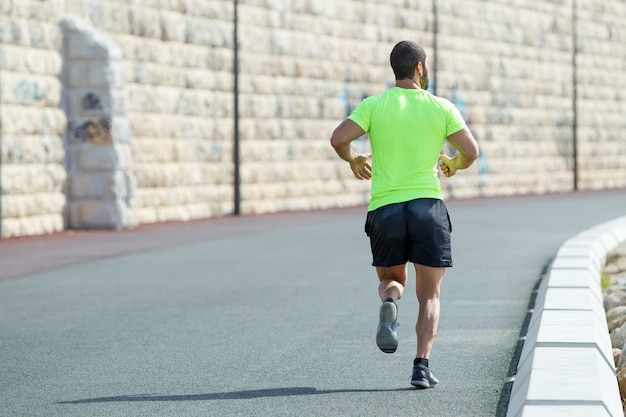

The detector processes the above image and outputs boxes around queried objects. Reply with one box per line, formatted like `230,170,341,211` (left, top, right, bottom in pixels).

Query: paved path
1,189,626,417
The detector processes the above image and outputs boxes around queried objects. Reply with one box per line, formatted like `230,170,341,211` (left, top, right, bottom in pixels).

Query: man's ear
416,61,423,77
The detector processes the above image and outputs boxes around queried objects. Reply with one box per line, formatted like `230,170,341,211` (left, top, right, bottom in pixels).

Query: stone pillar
61,17,134,229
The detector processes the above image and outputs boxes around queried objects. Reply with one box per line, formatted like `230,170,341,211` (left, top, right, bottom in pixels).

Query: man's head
390,41,429,89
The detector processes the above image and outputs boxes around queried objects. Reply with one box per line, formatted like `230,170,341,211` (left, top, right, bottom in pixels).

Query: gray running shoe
411,364,439,389
376,300,398,353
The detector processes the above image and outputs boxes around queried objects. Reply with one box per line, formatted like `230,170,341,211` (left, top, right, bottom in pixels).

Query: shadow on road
58,386,415,404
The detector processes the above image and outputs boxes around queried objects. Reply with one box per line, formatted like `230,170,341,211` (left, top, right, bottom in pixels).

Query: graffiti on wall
14,80,45,103
340,69,371,154
450,83,489,196
82,92,103,111
70,117,113,145
67,91,113,145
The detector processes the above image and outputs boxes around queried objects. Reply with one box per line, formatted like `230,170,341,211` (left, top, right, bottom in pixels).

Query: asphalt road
1,189,626,417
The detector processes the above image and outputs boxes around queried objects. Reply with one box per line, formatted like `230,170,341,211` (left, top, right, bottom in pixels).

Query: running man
330,40,479,388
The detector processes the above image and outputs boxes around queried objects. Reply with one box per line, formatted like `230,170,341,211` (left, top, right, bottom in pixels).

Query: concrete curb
507,215,626,417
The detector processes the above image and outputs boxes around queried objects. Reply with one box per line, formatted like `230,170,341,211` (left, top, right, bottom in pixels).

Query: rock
610,316,626,333
605,288,626,312
608,306,626,324
611,322,626,349
618,368,626,399
618,346,626,371
614,348,622,368
611,317,626,334
608,307,626,332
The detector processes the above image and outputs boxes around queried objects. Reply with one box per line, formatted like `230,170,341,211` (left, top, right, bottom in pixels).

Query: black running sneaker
376,300,398,353
411,364,439,389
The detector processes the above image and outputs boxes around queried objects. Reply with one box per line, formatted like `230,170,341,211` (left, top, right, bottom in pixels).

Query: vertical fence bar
572,0,579,191
0,72,3,238
233,0,241,215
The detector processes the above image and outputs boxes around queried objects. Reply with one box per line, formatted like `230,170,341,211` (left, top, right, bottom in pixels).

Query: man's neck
395,79,420,90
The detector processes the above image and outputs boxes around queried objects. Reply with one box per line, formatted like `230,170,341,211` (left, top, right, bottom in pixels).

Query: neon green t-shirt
348,87,466,211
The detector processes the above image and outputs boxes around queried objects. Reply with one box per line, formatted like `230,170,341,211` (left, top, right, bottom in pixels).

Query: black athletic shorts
364,198,453,268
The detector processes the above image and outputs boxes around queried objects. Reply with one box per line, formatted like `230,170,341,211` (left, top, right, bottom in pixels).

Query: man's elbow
463,138,480,162
467,147,480,162
330,131,343,149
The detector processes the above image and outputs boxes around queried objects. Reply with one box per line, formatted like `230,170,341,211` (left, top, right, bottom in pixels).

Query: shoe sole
411,379,431,389
376,302,397,353
411,371,438,389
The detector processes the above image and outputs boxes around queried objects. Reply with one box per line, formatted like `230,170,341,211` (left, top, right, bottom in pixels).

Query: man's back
348,87,466,211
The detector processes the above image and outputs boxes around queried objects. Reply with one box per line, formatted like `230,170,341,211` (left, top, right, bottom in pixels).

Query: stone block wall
436,0,577,198
0,0,625,238
0,0,67,237
576,0,626,190
59,0,236,226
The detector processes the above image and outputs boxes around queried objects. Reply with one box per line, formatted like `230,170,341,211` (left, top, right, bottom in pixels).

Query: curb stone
507,216,626,417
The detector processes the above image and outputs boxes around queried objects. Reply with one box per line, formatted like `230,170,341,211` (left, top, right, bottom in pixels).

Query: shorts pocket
364,212,374,236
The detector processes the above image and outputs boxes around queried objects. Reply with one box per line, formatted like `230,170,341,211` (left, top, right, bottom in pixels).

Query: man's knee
376,265,408,285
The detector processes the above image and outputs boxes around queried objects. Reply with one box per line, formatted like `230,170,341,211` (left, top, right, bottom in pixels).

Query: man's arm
439,127,480,178
330,119,372,180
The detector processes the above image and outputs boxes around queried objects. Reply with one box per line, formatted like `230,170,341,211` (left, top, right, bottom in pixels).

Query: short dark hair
390,41,427,80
